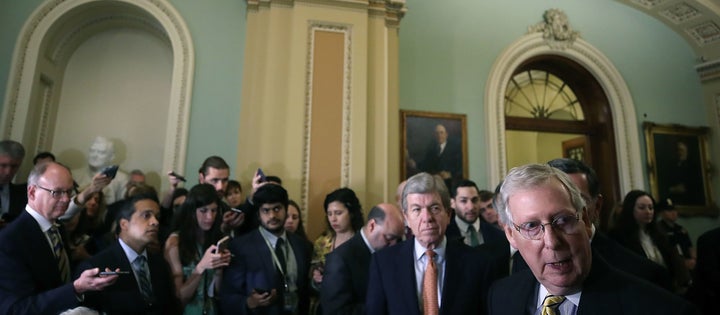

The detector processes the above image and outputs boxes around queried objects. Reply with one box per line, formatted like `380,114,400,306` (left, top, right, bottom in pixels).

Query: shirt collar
118,237,147,263
26,204,54,232
360,229,374,253
454,215,479,233
537,284,582,309
259,226,287,247
414,236,447,262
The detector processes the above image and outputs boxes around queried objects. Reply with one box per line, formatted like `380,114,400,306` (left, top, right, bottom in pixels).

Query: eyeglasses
512,213,581,240
35,185,76,199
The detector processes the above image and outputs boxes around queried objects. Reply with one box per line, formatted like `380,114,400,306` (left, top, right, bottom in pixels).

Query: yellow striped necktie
541,294,566,315
48,224,70,283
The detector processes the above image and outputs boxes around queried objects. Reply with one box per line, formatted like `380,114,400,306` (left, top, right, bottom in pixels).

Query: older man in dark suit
321,203,405,315
366,172,497,315
77,192,179,314
0,162,118,315
488,164,696,314
221,183,313,315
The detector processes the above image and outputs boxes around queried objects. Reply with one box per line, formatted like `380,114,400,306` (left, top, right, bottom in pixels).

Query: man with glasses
321,203,405,315
366,172,497,315
221,183,312,315
0,162,119,314
488,163,696,314
0,140,27,227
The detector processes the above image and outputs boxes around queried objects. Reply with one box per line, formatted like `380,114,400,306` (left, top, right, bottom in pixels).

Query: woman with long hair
164,184,231,314
284,199,308,241
609,190,691,294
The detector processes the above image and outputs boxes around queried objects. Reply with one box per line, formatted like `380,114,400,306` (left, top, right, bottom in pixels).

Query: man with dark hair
0,162,118,314
547,157,672,290
321,203,405,315
0,140,28,226
198,156,231,198
366,172,497,314
221,184,313,315
32,151,56,165
446,179,504,247
77,192,179,314
477,189,500,228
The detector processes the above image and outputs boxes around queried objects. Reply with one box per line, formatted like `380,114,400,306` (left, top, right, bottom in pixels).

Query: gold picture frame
643,122,716,216
401,110,468,187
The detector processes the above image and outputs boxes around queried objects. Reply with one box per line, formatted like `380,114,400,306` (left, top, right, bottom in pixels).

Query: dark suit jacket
0,211,79,315
1,183,28,223
221,229,313,315
446,216,505,246
320,233,372,315
77,239,179,315
488,251,698,315
418,139,462,178
591,230,672,290
687,227,720,314
366,237,497,315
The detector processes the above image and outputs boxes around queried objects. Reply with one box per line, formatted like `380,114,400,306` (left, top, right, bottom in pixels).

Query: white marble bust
72,136,128,205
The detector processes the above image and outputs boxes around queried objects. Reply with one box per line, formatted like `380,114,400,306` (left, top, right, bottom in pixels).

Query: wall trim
485,32,643,193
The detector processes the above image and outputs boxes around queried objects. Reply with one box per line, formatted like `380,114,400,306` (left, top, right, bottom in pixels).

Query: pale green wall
0,0,246,183
398,0,715,240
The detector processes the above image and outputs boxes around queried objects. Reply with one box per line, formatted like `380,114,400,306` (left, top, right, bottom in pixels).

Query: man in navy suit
488,164,696,314
0,140,28,227
0,162,118,315
77,192,180,314
321,203,405,315
366,172,497,315
445,179,505,247
221,183,312,315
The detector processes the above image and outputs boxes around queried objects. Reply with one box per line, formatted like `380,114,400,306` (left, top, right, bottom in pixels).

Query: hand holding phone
254,288,270,295
216,235,230,253
257,168,266,183
101,165,119,179
169,171,187,182
98,270,130,276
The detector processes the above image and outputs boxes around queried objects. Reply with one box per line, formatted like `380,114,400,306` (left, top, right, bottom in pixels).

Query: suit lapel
20,212,64,287
398,240,421,315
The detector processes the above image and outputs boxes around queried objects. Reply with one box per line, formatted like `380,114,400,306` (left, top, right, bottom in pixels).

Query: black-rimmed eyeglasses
35,185,76,199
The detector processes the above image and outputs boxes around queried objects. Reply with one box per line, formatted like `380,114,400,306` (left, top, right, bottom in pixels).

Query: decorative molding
301,21,352,215
694,57,720,81
527,9,580,50
485,32,643,194
630,0,667,9
660,3,701,24
686,21,720,46
1,0,194,180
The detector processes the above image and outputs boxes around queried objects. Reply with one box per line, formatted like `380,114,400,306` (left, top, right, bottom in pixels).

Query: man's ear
119,218,129,232
198,172,205,184
27,185,36,201
504,224,518,249
367,219,377,233
450,198,457,210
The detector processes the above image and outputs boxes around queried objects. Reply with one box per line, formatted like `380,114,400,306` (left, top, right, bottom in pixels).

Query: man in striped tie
0,161,119,315
487,164,697,315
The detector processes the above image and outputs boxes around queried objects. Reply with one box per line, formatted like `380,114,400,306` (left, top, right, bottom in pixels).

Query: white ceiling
617,0,720,61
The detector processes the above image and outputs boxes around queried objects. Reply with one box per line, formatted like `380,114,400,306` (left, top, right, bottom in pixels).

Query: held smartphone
254,288,270,295
98,270,130,276
257,168,266,182
230,207,243,214
216,235,231,253
101,165,119,179
169,171,187,182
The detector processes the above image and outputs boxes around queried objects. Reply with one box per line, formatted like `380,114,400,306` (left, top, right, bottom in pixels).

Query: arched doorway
504,55,620,229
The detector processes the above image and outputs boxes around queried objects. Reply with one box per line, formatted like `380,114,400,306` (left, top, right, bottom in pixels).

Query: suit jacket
1,183,28,223
320,233,372,315
0,211,78,315
221,228,313,315
487,251,698,315
687,227,720,314
446,216,505,246
591,230,672,290
77,239,179,315
366,237,497,315
418,139,462,178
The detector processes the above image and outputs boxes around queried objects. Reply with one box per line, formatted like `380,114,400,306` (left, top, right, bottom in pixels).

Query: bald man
321,203,405,315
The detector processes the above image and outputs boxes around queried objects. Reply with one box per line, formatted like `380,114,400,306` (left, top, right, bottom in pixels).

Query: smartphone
98,270,130,276
169,171,187,182
230,207,243,214
257,168,266,182
101,165,119,179
216,235,230,253
254,288,270,295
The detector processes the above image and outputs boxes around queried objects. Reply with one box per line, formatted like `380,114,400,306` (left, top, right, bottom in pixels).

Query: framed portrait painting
401,110,468,188
643,122,717,216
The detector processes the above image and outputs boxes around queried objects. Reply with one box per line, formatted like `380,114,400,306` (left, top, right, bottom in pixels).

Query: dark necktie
422,249,438,315
47,224,70,283
275,238,286,273
467,225,479,247
133,256,153,301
